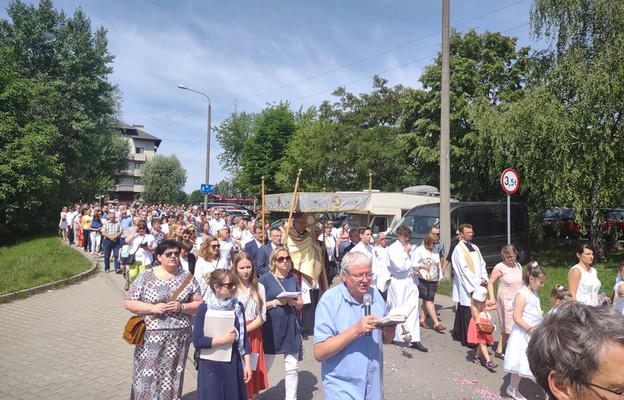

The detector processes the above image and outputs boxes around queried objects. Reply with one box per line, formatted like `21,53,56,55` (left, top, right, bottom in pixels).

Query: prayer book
276,291,301,299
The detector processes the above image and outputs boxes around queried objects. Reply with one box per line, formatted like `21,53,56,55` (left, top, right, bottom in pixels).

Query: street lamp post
177,84,211,210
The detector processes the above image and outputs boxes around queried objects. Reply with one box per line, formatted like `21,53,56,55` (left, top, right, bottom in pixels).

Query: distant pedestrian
568,243,602,306
59,206,68,242
101,211,122,273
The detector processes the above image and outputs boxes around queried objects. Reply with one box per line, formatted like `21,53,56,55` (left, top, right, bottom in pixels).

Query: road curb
0,245,99,303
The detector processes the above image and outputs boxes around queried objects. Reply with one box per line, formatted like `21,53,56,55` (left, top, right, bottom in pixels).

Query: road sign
200,184,214,194
500,168,520,195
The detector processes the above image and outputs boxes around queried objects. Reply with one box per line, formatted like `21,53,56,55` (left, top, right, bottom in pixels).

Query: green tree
236,102,295,196
0,0,126,240
277,77,407,192
141,155,187,204
530,0,624,255
187,189,204,205
214,111,255,176
400,30,533,200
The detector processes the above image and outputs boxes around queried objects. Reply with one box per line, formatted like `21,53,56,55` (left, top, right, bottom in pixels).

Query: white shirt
351,242,373,257
451,241,488,306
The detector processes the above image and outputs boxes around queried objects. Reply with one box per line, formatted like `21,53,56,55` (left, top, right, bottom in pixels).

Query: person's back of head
527,301,624,400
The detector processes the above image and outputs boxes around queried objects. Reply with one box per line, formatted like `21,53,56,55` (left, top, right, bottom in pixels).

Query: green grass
437,239,622,312
0,237,92,295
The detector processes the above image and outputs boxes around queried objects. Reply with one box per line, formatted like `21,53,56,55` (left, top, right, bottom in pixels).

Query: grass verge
0,237,92,295
437,239,622,312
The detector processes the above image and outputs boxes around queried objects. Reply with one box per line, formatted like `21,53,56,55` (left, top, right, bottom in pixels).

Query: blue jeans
103,238,121,271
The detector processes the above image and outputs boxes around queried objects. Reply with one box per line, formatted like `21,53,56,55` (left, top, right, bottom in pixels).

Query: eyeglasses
164,251,180,258
218,282,236,290
587,382,624,399
138,227,147,230
276,256,291,263
348,272,374,281
210,244,220,249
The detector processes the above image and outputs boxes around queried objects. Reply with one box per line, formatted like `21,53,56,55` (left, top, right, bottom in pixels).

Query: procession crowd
59,202,624,400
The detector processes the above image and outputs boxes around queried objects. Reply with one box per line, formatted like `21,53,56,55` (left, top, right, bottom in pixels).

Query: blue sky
2,0,542,193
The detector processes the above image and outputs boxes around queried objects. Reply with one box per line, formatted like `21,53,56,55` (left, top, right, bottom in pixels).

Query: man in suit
255,227,283,277
243,223,265,259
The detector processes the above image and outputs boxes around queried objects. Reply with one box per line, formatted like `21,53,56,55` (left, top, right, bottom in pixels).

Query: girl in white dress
504,261,546,400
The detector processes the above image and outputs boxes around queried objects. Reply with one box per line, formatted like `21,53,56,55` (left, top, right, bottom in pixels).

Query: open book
377,314,406,328
376,304,416,328
276,291,301,299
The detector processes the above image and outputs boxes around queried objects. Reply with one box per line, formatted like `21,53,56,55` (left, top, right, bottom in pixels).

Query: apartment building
109,123,162,203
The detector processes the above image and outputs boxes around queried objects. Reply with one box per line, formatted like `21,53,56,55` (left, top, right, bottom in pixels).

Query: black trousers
452,304,472,347
300,289,320,337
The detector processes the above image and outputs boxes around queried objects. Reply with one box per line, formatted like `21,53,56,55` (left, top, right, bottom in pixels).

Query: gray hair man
314,251,394,399
527,301,624,400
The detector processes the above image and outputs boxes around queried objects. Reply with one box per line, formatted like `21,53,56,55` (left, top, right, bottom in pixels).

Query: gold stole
458,241,476,274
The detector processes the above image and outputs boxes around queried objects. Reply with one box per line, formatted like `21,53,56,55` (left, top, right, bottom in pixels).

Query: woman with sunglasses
259,247,303,400
194,269,252,400
233,252,268,400
125,240,203,400
195,235,227,295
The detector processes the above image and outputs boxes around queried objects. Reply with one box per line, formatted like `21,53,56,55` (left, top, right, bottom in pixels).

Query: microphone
363,293,372,336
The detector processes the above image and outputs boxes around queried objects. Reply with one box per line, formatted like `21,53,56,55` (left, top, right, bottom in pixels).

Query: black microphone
363,293,372,336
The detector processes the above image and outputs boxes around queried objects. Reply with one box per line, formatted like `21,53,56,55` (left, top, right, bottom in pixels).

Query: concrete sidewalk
0,246,545,400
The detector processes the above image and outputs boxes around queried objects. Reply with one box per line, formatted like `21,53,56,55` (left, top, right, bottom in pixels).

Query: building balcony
114,184,144,193
129,153,146,161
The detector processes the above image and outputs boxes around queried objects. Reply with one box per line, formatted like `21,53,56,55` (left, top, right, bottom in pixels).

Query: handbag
123,273,194,345
476,322,495,335
123,236,146,265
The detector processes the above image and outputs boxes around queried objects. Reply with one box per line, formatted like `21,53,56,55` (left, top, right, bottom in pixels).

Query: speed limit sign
501,168,520,195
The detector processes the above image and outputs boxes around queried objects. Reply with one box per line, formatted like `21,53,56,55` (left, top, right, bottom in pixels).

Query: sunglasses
218,282,236,290
164,251,180,258
276,256,291,263
210,244,220,249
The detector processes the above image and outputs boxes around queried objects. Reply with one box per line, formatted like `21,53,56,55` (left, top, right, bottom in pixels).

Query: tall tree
0,0,126,240
236,102,295,196
214,111,255,176
528,0,624,255
277,77,407,192
141,155,187,205
400,30,532,200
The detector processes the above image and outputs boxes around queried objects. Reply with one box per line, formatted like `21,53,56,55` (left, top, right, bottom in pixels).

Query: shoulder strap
170,273,194,302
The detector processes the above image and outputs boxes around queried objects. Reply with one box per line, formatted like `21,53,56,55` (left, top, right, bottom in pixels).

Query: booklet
276,291,301,299
376,304,416,328
377,314,407,328
199,309,235,362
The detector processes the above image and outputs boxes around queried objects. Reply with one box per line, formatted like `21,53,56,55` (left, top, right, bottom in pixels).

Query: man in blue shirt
314,251,395,399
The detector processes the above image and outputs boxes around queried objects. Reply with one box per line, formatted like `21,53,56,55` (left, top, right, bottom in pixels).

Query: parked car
543,208,624,241
542,207,579,239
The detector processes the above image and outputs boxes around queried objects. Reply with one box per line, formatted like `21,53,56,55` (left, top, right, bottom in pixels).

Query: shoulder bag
123,273,194,345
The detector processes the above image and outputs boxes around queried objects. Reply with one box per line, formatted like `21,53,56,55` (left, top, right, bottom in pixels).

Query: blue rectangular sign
200,184,214,194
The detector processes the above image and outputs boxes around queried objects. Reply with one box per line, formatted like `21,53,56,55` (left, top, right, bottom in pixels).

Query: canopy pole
367,172,372,226
284,168,302,242
261,176,265,243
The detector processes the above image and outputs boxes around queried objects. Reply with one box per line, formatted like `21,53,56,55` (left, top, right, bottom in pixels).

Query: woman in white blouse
233,252,268,399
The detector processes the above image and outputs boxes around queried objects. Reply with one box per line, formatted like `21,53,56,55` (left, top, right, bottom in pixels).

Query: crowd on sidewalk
59,202,624,400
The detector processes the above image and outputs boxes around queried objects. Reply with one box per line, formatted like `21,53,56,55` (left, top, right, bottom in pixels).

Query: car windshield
344,214,367,229
390,212,439,236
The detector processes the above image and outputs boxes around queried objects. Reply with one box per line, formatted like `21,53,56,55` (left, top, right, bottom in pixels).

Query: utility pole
440,0,451,258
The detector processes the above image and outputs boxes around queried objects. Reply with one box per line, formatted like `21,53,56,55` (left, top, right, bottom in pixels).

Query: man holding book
313,251,395,399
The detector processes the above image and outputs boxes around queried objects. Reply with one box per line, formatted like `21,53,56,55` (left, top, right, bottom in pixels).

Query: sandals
433,323,446,331
419,321,430,329
494,351,505,360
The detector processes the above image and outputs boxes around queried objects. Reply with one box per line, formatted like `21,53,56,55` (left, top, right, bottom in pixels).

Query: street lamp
178,84,211,210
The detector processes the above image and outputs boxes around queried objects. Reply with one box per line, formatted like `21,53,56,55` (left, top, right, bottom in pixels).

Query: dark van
386,202,530,267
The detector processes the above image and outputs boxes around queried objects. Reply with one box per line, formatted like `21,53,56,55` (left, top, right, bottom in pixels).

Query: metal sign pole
507,194,511,244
